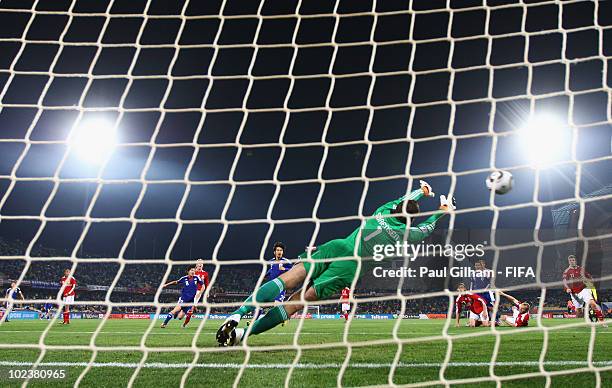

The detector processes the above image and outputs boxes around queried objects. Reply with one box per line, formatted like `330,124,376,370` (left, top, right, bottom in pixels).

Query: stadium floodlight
69,118,117,164
518,113,568,168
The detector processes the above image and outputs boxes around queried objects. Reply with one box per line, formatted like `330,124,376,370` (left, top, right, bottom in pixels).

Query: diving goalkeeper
217,180,455,346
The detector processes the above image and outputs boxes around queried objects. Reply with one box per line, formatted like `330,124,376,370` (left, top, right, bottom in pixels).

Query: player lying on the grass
59,269,76,325
563,255,607,326
182,259,210,328
217,180,455,346
470,259,495,319
455,283,490,327
39,297,54,320
160,267,204,328
2,281,25,323
497,291,530,327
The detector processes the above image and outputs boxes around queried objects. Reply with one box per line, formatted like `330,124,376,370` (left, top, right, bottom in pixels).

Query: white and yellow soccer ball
486,170,513,194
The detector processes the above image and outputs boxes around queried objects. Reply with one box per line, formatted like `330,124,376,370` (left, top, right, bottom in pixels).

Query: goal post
306,305,320,319
0,0,610,387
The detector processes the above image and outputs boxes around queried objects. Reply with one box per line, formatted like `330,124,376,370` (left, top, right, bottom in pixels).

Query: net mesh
0,0,611,386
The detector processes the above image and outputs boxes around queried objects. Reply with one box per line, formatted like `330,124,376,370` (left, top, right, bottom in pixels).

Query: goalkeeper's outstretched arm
407,194,456,243
378,180,435,213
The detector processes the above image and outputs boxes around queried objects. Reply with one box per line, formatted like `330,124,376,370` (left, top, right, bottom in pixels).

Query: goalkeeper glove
440,194,456,210
419,180,435,197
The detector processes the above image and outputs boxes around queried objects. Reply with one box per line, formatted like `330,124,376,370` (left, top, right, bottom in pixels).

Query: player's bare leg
499,315,512,326
217,263,307,345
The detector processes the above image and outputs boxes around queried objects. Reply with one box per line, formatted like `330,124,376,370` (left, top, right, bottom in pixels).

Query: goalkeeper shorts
299,238,358,300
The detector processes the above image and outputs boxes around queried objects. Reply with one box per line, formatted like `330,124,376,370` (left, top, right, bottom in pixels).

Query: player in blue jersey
40,297,54,320
469,259,496,321
160,268,203,328
266,242,293,302
3,281,25,323
248,242,293,327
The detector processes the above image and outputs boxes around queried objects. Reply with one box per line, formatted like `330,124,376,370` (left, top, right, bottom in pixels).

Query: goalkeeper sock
232,278,285,318
249,306,288,336
163,313,173,325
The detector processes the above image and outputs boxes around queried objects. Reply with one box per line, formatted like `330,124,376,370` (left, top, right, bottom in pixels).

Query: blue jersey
470,274,491,290
178,275,202,301
5,287,20,300
266,258,292,280
43,302,53,310
470,272,494,307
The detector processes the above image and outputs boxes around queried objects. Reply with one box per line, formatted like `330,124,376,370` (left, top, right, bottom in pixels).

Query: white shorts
570,288,594,309
341,303,350,312
63,295,75,305
469,311,488,321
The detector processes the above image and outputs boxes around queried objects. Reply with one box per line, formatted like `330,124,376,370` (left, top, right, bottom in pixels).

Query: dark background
0,0,609,288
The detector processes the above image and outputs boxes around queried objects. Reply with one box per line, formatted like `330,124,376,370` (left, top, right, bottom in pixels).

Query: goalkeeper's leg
233,264,307,318
229,259,357,345
216,264,307,344
247,286,318,337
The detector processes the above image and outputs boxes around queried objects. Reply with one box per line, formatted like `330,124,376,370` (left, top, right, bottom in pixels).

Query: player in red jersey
183,259,210,328
339,287,350,321
498,291,530,327
455,283,489,327
562,255,606,326
60,269,77,325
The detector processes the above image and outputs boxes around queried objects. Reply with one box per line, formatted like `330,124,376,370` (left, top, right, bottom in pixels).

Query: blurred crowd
1,238,608,315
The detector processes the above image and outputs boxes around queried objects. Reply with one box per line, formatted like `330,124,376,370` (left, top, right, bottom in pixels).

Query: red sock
184,311,192,326
594,308,604,320
344,313,348,321
63,312,69,323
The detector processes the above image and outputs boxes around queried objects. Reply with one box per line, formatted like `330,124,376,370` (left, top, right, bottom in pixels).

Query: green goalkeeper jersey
299,189,445,299
356,188,444,258
301,189,445,261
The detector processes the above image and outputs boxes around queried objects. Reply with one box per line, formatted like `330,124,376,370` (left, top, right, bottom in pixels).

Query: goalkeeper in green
216,180,455,346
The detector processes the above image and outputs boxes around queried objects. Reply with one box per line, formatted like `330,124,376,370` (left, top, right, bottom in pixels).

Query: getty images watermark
370,241,536,279
372,241,485,262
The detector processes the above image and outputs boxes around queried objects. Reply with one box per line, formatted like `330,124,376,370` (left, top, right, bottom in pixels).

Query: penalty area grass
0,318,610,387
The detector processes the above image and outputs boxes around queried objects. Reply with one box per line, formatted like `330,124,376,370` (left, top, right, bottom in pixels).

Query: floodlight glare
519,113,567,168
70,119,117,164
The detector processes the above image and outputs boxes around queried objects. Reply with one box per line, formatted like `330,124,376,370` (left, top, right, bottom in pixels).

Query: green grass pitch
0,318,609,387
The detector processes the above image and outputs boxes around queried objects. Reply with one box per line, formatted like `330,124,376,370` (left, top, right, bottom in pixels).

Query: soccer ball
486,170,513,194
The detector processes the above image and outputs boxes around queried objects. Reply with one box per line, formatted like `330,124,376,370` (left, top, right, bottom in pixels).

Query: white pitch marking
0,360,610,369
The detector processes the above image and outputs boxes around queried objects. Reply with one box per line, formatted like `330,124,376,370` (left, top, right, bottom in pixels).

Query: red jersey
562,266,591,294
512,303,530,327
340,288,350,301
195,270,210,291
455,293,487,315
60,276,77,297
567,300,575,312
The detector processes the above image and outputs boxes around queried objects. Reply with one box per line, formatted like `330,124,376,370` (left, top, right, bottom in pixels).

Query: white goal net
0,0,611,387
